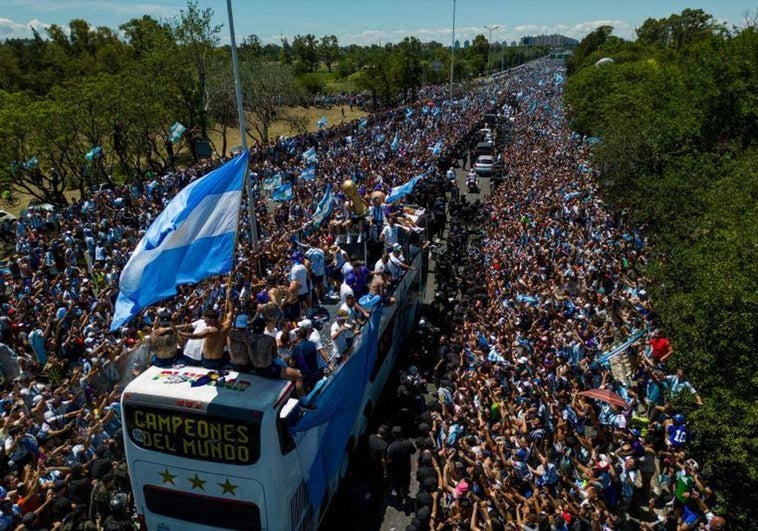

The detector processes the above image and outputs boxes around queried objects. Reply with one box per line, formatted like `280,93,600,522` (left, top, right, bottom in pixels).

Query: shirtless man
175,297,234,369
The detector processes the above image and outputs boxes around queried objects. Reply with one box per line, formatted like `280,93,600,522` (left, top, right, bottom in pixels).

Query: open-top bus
121,248,426,531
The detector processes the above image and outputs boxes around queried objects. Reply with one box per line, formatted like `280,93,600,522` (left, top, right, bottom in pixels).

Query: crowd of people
0,56,505,529
371,64,725,531
0,57,725,530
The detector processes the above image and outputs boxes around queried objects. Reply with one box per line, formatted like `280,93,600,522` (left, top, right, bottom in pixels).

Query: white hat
298,319,313,329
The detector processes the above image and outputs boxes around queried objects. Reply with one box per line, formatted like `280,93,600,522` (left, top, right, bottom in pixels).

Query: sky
1,0,756,46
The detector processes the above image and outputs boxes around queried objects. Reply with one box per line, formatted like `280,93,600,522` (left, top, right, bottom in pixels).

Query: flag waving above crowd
110,151,249,330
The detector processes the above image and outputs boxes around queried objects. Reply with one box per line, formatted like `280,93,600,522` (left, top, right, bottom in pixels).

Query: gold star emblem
218,478,238,495
188,474,206,490
159,468,176,485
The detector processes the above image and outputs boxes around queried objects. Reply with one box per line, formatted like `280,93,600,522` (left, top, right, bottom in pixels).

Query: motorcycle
466,172,480,194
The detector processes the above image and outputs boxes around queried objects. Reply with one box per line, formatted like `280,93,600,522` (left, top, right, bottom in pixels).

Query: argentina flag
272,182,293,202
262,172,282,191
390,132,400,151
430,140,443,156
358,117,368,129
405,108,413,119
300,165,316,181
311,184,334,228
110,151,249,330
317,116,328,129
169,122,186,144
386,171,428,204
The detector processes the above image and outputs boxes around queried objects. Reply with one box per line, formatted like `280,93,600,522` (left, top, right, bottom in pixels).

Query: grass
4,106,365,217
208,104,367,152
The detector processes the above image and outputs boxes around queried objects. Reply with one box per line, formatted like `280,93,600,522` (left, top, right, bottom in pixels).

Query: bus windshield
123,403,262,466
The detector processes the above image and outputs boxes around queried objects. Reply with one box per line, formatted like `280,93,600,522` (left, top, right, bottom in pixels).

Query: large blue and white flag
317,116,327,129
390,132,400,152
311,184,334,228
358,117,368,129
110,151,249,330
262,172,282,191
169,122,186,144
85,147,103,161
300,165,316,181
386,170,428,204
272,182,293,202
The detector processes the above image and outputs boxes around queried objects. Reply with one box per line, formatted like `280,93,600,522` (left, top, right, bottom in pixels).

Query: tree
468,34,489,74
241,60,305,143
240,34,262,60
565,17,758,521
171,1,222,143
566,25,614,75
292,34,319,72
319,35,340,72
388,37,423,103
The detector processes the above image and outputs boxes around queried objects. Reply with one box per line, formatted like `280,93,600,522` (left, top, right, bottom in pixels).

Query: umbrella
579,388,628,408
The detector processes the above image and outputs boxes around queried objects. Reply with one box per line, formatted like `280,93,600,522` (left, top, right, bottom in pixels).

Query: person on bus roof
290,327,322,396
174,296,233,370
247,317,301,382
148,310,179,368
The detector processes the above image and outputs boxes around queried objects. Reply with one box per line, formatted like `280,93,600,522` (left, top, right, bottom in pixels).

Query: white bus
121,250,426,531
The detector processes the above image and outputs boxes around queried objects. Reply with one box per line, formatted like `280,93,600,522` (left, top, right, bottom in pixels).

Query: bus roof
122,366,291,414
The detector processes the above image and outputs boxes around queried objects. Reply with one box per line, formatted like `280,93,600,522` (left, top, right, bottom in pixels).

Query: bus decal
124,404,261,465
152,369,251,392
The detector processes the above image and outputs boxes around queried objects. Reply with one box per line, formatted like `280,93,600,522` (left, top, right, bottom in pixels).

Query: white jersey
182,319,207,361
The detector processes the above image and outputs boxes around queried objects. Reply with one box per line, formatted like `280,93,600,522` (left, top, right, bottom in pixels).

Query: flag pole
226,0,259,253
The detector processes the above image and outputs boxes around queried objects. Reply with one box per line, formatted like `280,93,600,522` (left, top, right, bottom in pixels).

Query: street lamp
226,0,258,251
483,24,501,75
449,0,456,102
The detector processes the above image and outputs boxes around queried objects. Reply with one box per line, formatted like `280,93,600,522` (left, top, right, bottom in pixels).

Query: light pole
483,24,501,75
449,0,456,101
226,0,258,251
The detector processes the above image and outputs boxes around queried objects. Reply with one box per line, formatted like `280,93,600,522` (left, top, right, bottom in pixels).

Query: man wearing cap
175,298,234,370
297,319,331,370
290,326,323,397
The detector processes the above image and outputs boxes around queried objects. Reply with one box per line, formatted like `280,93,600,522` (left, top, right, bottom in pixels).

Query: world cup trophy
341,179,369,218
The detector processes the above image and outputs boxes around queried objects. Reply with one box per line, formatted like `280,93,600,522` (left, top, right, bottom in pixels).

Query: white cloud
317,19,636,46
0,17,51,40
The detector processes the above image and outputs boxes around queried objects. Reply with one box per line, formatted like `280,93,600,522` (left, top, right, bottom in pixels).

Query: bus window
123,403,262,466
143,485,261,530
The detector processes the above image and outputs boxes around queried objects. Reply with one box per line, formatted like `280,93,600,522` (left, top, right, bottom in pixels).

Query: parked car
473,141,494,159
